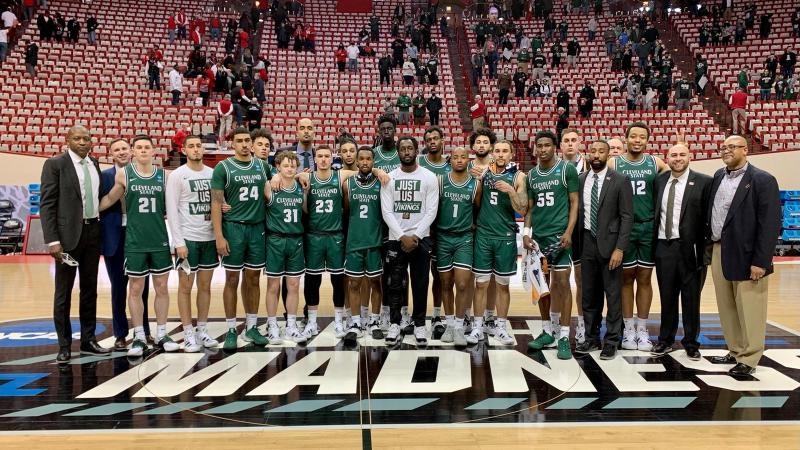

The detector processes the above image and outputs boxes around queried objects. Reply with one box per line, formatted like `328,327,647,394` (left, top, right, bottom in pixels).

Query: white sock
474,316,484,329
308,309,318,324
496,317,507,331
156,324,167,340
381,305,389,315
445,315,454,327
352,315,362,327
267,316,278,327
226,318,236,329
636,317,647,333
183,325,196,343
369,313,380,324
455,317,465,329
561,326,570,340
542,319,552,334
624,317,635,332
577,316,585,328
401,305,409,316
433,306,441,318
344,308,352,319
134,326,146,341
334,308,344,323
465,307,473,318
245,313,258,329
550,312,561,331
485,309,495,320
197,322,208,335
287,314,296,328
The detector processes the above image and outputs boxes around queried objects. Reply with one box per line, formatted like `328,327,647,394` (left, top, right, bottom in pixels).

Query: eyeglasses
719,144,747,153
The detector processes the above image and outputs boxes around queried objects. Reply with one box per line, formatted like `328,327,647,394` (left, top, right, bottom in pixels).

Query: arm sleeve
616,174,634,252
415,172,440,238
165,169,185,248
752,173,782,270
380,181,405,239
39,158,60,246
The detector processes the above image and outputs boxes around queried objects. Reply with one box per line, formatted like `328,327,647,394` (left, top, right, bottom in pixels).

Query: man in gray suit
574,139,633,360
40,125,111,362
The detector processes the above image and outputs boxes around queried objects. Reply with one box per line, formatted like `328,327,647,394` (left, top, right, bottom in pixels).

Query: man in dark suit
40,125,111,362
100,139,152,350
274,117,316,172
574,139,633,360
708,135,781,377
651,144,713,360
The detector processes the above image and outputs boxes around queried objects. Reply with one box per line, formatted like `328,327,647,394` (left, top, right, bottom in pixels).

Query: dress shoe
651,342,673,356
113,337,128,351
685,348,701,361
575,340,601,354
728,362,756,377
600,343,617,360
80,341,111,355
710,353,736,364
56,348,71,362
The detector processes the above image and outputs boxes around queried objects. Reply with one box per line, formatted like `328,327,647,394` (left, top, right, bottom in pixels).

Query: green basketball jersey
438,173,477,233
614,154,659,222
346,177,382,251
211,157,268,224
266,181,304,234
308,170,343,232
527,159,579,237
418,154,451,176
124,164,169,252
477,170,522,239
373,145,401,172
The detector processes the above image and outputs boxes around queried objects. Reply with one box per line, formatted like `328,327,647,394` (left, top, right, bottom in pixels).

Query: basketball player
99,135,178,357
524,130,580,360
211,127,270,350
251,128,278,177
608,122,668,351
264,151,307,343
437,147,480,347
339,138,358,171
165,135,219,352
608,137,625,157
418,126,451,339
343,146,384,342
560,128,588,343
470,140,528,345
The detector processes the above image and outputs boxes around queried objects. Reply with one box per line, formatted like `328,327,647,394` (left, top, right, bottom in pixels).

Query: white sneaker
440,325,454,343
636,329,653,351
484,318,497,336
494,326,515,345
197,332,219,348
453,327,467,347
183,338,202,353
621,329,638,350
385,323,402,345
400,314,413,332
158,336,180,352
414,326,428,346
267,325,283,344
333,320,347,338
302,321,320,338
575,323,586,344
464,316,473,333
284,326,308,344
379,311,390,332
465,327,485,345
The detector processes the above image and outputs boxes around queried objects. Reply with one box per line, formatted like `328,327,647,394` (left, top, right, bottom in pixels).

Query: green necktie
81,158,95,218
590,173,599,236
665,178,678,239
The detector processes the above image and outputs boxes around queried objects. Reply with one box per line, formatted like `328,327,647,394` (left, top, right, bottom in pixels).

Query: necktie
590,173,599,236
666,178,678,239
302,151,311,171
81,158,95,218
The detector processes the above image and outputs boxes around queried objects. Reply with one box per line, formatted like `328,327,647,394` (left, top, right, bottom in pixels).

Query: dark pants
499,88,509,104
429,111,439,125
53,221,100,349
655,240,705,351
385,239,431,327
581,230,623,345
380,70,390,84
104,227,150,339
171,90,181,105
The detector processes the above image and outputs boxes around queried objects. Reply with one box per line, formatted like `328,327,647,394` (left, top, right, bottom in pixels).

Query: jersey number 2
239,186,259,202
315,199,334,213
630,180,646,195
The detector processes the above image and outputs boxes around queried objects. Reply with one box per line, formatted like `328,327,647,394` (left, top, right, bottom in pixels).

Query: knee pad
475,274,492,284
494,275,511,286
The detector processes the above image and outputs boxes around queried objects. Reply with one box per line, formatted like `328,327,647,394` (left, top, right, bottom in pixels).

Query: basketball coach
709,135,781,377
40,125,110,362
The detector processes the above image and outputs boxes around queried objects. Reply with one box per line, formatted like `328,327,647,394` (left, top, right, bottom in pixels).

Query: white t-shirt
169,69,183,91
380,165,439,240
0,29,8,44
166,164,215,247
1,11,17,28
346,45,359,59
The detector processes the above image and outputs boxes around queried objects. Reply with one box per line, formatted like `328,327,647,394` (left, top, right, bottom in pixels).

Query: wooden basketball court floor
0,255,798,449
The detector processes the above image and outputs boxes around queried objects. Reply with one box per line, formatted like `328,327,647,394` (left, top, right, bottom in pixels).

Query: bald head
666,143,691,175
67,125,92,158
607,138,624,156
296,118,315,145
721,135,748,170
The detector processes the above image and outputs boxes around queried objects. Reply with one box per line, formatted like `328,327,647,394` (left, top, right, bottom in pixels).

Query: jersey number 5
536,192,554,207
489,191,498,205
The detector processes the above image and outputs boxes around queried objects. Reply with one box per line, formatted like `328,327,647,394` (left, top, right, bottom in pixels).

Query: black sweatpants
385,239,431,327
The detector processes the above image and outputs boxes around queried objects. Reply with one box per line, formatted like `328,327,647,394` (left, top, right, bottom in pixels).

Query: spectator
176,10,187,39
734,20,746,45
292,23,306,51
765,54,778,79
2,7,18,32
555,107,569,140
391,37,406,68
370,14,380,41
517,46,531,74
544,17,555,41
276,23,291,49
793,8,800,37
532,49,547,79
427,91,442,126
642,86,656,110
53,13,65,41
556,85,570,115
470,95,486,129
657,79,671,110
406,42,419,66
169,64,184,105
416,60,429,85
759,13,771,39
167,13,176,42
695,54,708,94
346,42,359,72
217,95,233,145
558,19,568,41
402,59,415,85
738,66,749,90
497,67,512,104
147,57,162,90
396,91,412,124
197,73,210,106
513,66,528,98
358,25,369,43
0,24,7,63
486,44,499,78
24,40,38,77
191,24,202,46
780,48,797,78
604,27,616,56
758,70,773,100
774,76,788,101
540,78,553,97
239,27,249,50
588,17,598,41
245,95,263,131
579,81,596,117
673,76,694,110
637,39,651,70
378,52,392,84
172,125,190,164
210,15,221,40
527,79,541,97
551,41,563,68
426,55,439,85
383,95,395,119
471,50,484,86
412,90,427,125
567,38,581,67
85,14,98,45
306,24,316,52
334,45,347,72
626,76,640,110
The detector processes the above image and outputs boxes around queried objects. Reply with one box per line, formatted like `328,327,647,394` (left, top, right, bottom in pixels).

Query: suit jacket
708,163,781,281
273,142,316,171
100,166,123,257
39,151,102,252
578,169,633,258
653,169,713,270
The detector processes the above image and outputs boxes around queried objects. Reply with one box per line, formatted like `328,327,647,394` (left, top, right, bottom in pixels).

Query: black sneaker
431,317,446,340
651,342,673,356
575,340,601,354
599,343,617,360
